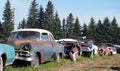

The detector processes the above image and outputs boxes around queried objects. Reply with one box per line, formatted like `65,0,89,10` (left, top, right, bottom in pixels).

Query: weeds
4,54,120,71
4,59,72,71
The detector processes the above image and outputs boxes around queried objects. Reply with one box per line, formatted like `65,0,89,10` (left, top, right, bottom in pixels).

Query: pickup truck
7,29,64,67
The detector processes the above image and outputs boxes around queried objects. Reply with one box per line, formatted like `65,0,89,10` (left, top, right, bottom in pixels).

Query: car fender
54,44,64,57
32,47,47,63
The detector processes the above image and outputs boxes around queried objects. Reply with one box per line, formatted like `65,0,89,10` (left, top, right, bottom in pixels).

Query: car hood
7,39,33,50
81,44,89,48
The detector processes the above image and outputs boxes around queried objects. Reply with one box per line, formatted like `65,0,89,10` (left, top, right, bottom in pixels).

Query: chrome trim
15,55,33,61
15,50,30,54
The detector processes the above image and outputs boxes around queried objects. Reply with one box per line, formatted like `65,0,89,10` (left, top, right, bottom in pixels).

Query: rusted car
58,39,82,61
98,44,110,56
7,29,64,67
98,43,117,56
78,39,97,57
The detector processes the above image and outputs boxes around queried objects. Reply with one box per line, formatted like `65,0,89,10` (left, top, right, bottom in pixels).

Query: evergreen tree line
0,0,14,39
0,0,120,44
17,0,81,39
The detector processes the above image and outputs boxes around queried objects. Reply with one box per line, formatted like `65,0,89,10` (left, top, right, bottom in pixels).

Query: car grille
15,50,32,57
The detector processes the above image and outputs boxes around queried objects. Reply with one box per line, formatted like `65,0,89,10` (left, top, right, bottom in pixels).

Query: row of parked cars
0,28,120,71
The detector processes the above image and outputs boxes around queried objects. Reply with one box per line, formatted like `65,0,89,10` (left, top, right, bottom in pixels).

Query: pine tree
96,19,104,43
117,27,120,44
2,0,14,38
0,22,5,39
18,18,26,29
82,23,88,37
62,18,66,38
0,22,2,33
102,17,111,43
73,17,81,39
111,17,119,44
66,13,74,38
18,23,21,29
37,5,45,29
0,22,3,37
44,1,54,33
88,17,96,40
53,11,62,39
26,0,38,28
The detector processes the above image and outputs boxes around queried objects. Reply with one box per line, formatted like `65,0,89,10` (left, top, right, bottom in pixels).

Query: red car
98,43,117,56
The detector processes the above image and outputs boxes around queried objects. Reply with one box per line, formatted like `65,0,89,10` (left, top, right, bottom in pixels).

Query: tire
99,50,104,56
54,53,60,63
89,52,93,58
69,52,76,62
0,56,3,71
31,55,39,67
79,51,82,57
109,51,113,55
93,50,95,55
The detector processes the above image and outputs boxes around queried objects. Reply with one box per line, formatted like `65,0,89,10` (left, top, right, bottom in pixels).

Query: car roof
11,28,53,35
58,38,77,42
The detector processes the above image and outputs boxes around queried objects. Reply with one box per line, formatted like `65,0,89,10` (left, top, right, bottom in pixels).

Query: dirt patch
47,55,120,71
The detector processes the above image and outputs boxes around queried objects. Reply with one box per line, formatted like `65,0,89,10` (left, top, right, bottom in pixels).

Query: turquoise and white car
0,43,15,71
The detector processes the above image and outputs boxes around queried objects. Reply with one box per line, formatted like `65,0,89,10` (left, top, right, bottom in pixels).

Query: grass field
4,54,120,71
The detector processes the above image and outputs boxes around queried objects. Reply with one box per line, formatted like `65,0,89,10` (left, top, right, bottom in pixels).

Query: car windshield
98,44,107,48
79,40,92,45
9,31,40,40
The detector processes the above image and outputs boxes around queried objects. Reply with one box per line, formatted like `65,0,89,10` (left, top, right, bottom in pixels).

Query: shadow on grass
111,67,120,71
12,60,31,67
12,60,55,68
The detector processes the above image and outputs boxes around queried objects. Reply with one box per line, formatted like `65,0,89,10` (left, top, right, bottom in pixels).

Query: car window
9,32,17,39
49,34,54,41
41,33,48,41
9,31,40,40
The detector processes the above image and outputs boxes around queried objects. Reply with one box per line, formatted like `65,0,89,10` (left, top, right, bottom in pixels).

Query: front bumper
15,50,33,61
15,55,33,61
82,47,92,52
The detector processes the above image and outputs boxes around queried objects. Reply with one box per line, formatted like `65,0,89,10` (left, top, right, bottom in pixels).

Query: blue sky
0,0,120,29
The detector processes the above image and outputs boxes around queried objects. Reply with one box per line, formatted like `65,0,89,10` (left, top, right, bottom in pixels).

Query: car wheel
89,52,94,58
54,53,60,63
0,56,3,71
99,50,104,56
109,51,113,55
31,55,39,67
79,51,82,57
69,52,76,62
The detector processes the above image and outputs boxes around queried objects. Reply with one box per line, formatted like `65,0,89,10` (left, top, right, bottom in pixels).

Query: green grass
4,54,119,71
4,56,98,71
4,59,72,71
5,66,36,71
77,55,99,61
39,59,72,70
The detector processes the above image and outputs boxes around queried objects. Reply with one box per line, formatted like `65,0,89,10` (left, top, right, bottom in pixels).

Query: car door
49,34,57,49
41,33,53,60
49,34,60,55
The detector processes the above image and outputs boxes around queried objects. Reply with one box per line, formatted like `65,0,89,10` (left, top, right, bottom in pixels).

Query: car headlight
23,43,32,51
